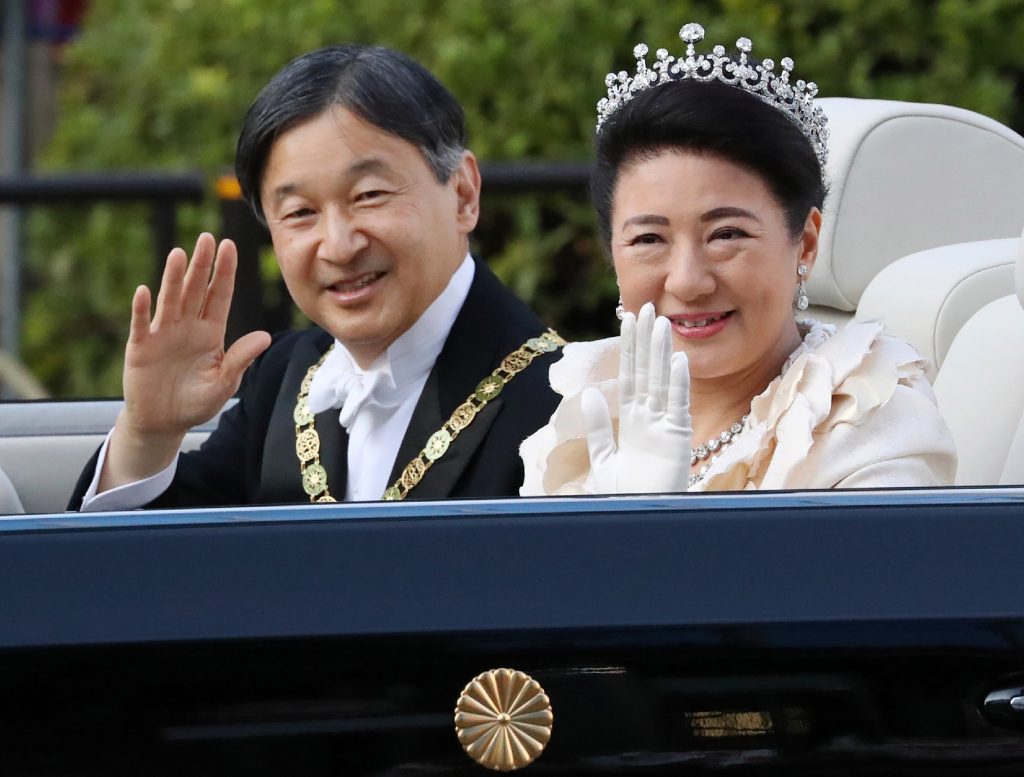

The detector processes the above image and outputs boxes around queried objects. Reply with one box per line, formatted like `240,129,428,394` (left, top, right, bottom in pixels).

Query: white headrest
812,98,1024,311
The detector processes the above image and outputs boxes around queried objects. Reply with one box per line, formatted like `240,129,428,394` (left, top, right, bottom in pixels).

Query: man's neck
339,255,476,373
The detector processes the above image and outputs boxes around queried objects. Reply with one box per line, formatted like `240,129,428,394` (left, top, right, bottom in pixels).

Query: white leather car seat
932,229,1024,485
809,98,1024,327
0,465,24,515
854,237,1019,379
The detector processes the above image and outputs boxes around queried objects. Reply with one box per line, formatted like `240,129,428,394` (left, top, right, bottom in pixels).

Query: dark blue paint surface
1,488,1022,649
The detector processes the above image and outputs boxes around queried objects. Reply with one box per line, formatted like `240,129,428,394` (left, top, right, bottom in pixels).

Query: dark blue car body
2,488,1023,774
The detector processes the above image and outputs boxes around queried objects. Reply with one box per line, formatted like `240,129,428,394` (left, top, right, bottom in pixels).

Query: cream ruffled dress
519,321,957,495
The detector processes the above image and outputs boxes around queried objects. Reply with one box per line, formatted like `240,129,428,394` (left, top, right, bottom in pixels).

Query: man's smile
326,271,387,302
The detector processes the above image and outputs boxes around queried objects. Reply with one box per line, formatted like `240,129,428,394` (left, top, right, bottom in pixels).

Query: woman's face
611,149,820,382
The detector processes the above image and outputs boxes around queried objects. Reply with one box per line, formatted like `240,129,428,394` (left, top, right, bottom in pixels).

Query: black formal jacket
69,261,562,508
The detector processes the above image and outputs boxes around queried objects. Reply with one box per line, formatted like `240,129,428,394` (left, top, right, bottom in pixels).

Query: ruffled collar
519,319,930,495
696,319,928,490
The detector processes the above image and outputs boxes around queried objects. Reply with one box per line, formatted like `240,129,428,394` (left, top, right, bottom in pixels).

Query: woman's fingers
582,387,617,471
634,302,655,399
200,239,239,324
180,233,217,319
667,350,693,431
618,311,636,404
648,316,672,412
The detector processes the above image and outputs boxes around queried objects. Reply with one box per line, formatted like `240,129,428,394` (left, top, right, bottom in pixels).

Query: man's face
260,107,480,366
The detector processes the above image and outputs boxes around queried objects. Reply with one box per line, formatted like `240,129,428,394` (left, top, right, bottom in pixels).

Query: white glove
581,302,693,494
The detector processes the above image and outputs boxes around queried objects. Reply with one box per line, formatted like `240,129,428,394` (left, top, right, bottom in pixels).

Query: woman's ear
453,151,482,233
798,207,822,276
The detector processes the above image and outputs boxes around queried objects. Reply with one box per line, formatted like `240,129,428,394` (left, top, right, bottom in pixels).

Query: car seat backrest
0,465,24,515
933,229,1024,485
853,237,1018,379
808,98,1024,325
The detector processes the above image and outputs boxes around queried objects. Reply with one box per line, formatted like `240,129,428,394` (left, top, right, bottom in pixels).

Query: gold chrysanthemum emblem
454,668,553,771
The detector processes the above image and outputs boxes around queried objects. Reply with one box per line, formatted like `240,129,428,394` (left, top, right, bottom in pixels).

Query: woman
520,23,956,494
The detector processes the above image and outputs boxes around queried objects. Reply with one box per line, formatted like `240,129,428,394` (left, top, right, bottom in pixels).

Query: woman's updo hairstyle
591,78,826,251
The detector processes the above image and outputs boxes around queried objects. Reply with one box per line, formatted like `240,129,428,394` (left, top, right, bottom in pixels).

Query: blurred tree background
24,0,1024,397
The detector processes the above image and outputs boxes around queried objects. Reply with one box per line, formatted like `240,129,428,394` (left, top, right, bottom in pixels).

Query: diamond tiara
596,22,829,167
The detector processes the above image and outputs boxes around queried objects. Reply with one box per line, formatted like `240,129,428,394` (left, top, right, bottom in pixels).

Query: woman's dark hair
591,79,826,250
236,45,466,225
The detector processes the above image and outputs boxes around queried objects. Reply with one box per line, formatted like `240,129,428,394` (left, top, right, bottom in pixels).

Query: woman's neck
688,322,804,444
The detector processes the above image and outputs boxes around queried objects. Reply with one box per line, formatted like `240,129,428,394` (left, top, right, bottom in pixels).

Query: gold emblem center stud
454,668,553,771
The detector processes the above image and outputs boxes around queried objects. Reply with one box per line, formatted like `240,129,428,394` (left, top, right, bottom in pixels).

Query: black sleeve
147,331,302,509
67,331,301,511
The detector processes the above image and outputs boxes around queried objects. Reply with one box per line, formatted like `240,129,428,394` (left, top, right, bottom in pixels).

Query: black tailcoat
69,262,561,508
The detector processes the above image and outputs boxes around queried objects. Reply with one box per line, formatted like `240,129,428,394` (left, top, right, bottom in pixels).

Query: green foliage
26,0,1024,396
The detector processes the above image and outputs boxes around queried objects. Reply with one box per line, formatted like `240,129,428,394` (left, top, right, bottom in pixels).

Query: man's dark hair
236,45,466,225
591,79,826,251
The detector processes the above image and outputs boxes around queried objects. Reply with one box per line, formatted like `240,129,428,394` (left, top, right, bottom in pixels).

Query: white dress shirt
307,255,473,500
80,255,475,511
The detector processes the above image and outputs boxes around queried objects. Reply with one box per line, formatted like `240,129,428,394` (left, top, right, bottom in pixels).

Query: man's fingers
127,285,152,346
649,315,672,412
200,239,239,324
618,311,636,404
581,387,616,473
634,302,655,398
667,350,693,432
180,233,217,319
152,247,187,327
220,330,272,390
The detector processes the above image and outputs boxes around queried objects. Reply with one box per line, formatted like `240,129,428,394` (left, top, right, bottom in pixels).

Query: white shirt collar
307,254,475,420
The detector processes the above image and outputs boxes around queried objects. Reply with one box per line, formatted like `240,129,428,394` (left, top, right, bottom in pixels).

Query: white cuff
78,430,179,512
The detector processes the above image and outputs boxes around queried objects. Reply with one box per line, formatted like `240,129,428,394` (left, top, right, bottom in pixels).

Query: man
71,45,562,509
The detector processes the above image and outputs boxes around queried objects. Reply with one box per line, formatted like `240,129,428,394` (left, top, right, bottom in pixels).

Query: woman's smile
668,310,734,339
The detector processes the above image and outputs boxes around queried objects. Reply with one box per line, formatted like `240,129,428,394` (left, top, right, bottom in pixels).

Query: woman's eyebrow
701,206,760,223
621,214,670,229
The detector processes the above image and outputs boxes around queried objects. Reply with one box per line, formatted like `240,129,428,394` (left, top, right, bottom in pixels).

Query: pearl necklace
689,414,749,487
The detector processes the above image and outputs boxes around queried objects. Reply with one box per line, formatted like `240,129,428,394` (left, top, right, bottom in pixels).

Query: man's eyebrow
347,157,392,177
621,214,670,229
268,182,299,206
266,158,396,208
701,206,760,223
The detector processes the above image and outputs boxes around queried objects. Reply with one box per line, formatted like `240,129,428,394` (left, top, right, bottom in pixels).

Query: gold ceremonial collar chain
293,329,565,503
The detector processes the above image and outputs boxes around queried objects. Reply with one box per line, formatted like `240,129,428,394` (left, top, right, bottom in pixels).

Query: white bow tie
307,350,402,429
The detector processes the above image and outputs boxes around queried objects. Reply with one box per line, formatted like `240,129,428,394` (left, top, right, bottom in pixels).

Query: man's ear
798,206,822,277
453,150,482,234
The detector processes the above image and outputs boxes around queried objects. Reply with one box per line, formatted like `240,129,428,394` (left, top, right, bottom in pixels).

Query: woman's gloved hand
581,302,693,494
